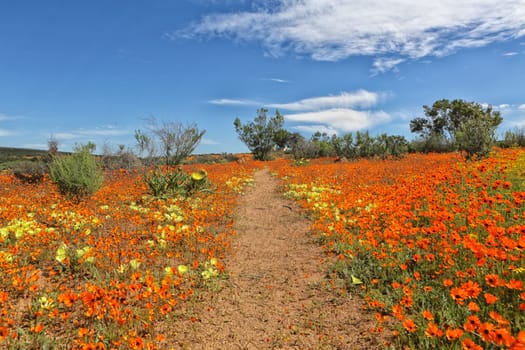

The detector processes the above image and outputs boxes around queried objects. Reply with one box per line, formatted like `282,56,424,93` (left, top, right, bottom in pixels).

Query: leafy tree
234,108,284,160
273,129,292,151
311,131,335,157
410,99,502,156
136,119,205,166
331,132,408,160
500,127,525,148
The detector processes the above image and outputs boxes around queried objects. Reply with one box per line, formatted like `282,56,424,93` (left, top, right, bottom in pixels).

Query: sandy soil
174,169,385,349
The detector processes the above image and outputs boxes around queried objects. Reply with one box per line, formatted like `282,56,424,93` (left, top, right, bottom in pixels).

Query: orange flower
506,279,523,290
478,322,496,342
30,323,44,333
422,310,433,321
445,328,464,341
403,318,417,333
467,301,480,312
485,274,503,287
462,338,483,350
78,328,90,337
484,293,498,305
489,311,510,327
464,315,481,332
461,280,481,299
0,326,8,341
450,287,468,305
424,322,443,338
443,279,454,287
128,336,144,350
490,327,514,347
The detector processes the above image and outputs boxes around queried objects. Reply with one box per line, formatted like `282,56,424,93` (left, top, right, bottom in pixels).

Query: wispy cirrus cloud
263,78,290,83
286,108,390,132
210,89,389,133
209,98,260,106
0,129,15,137
176,0,525,72
269,90,380,111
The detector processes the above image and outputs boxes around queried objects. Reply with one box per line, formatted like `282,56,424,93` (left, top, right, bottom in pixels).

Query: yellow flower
55,243,68,264
177,265,188,275
191,169,207,181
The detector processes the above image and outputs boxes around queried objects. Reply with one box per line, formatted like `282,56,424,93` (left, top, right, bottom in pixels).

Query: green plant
12,160,48,183
49,145,104,199
135,119,206,166
234,108,285,161
410,99,502,157
144,167,210,198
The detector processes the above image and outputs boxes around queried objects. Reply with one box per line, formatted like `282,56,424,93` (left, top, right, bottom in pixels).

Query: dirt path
177,169,383,349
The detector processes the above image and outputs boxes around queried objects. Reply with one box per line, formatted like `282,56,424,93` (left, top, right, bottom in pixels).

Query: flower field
271,148,525,349
0,161,258,349
1,148,524,349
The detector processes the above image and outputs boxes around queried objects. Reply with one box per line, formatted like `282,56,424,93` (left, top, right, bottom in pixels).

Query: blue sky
1,0,524,154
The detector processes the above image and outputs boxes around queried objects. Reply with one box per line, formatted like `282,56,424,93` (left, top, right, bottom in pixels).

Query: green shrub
456,116,498,159
12,160,48,183
144,167,210,198
500,127,525,148
49,147,103,198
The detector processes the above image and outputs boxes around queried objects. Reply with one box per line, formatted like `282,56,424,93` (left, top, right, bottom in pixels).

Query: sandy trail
176,169,382,349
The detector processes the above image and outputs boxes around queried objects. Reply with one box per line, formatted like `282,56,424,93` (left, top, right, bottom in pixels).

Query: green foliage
410,99,502,156
234,108,285,161
409,134,454,153
500,127,525,148
49,144,104,199
331,131,408,160
102,144,142,170
456,115,499,159
135,119,205,166
12,160,48,184
144,167,210,198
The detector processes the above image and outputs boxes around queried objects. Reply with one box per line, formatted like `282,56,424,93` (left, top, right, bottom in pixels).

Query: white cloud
23,143,47,150
285,108,390,132
263,78,290,83
518,104,525,110
178,0,525,72
53,126,128,140
54,132,78,140
76,126,128,137
502,51,519,56
293,124,339,135
0,129,15,136
372,58,405,74
200,138,221,145
498,104,510,109
0,113,19,121
208,98,260,106
269,90,380,111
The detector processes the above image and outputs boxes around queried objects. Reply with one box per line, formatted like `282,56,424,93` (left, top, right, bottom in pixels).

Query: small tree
410,99,502,156
48,135,59,157
234,108,284,161
136,119,205,166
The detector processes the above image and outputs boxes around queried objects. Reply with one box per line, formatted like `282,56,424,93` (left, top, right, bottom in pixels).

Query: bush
456,116,498,159
500,127,525,148
49,146,104,199
144,167,210,198
101,144,142,171
12,160,48,183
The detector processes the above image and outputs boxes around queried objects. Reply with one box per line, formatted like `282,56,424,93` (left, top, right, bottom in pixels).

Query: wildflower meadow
1,148,524,349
